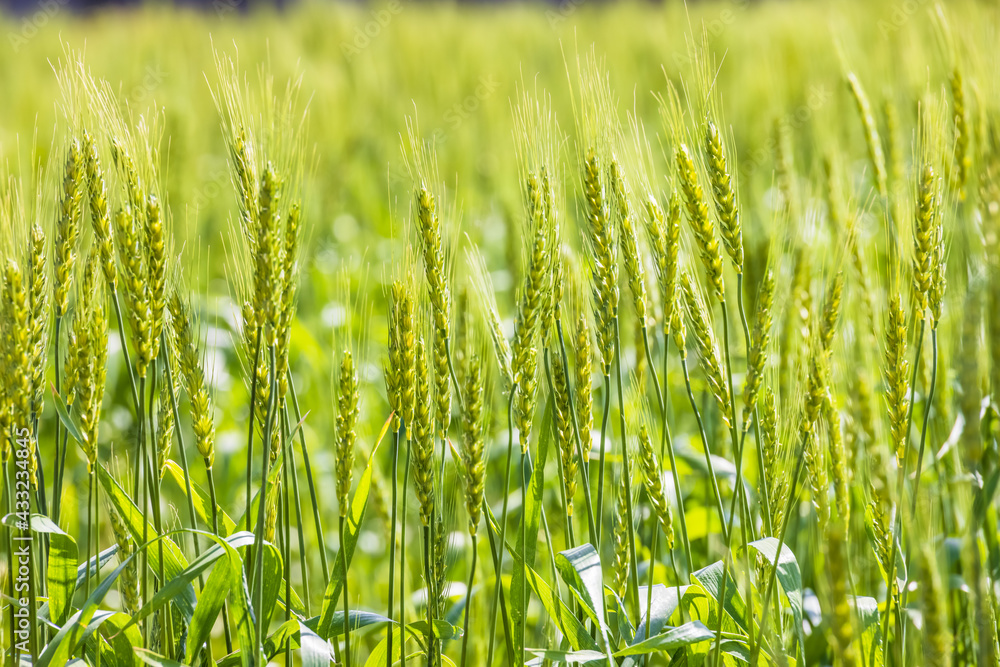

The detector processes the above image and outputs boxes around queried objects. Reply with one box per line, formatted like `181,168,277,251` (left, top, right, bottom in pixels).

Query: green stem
423,523,435,667
877,317,926,667
251,344,278,666
487,386,518,667
555,320,598,549
400,438,411,667
460,534,478,667
284,420,310,616
613,316,641,611
751,433,808,666
287,370,328,581
245,327,263,534
596,372,612,547
387,427,401,667
341,515,352,667
648,329,693,575
206,464,234,654
910,327,939,513
680,357,728,541
52,315,65,524
713,305,755,666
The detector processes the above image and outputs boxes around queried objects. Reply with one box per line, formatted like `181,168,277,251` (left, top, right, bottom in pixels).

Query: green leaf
227,567,256,667
30,514,77,625
37,552,139,667
296,620,335,667
101,613,141,667
556,544,615,661
51,383,84,443
316,445,378,638
613,621,715,657
185,535,241,664
235,457,285,533
635,584,686,644
485,503,597,652
134,648,194,667
258,542,283,632
513,401,551,657
97,465,197,619
123,531,255,633
317,610,393,636
163,460,236,537
362,620,460,667
851,595,884,667
691,560,748,636
747,537,804,654
525,649,607,664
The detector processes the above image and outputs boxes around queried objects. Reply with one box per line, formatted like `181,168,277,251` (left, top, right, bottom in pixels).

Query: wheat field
1,0,999,665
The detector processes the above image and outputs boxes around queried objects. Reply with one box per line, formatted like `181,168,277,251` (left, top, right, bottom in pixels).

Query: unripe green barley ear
336,351,360,518
54,139,84,319
846,72,888,200
387,280,416,433
612,473,630,600
913,164,939,317
84,131,117,290
742,268,775,429
921,547,952,667
804,430,829,529
636,425,674,550
156,365,175,478
824,394,850,525
462,355,486,535
826,521,857,667
77,277,108,471
680,272,731,424
512,172,551,387
670,290,687,361
514,346,539,450
818,271,844,357
108,501,140,616
552,353,577,516
412,340,435,526
643,191,680,337
759,388,785,533
609,156,647,325
110,137,146,215
276,203,302,403
583,148,618,377
411,338,434,526
414,185,452,434
27,222,49,413
574,309,594,463
883,294,910,467
251,165,281,342
951,67,970,202
144,195,167,366
467,247,513,386
676,144,725,303
704,121,743,273
169,293,216,468
928,220,947,329
114,204,151,377
4,260,35,482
